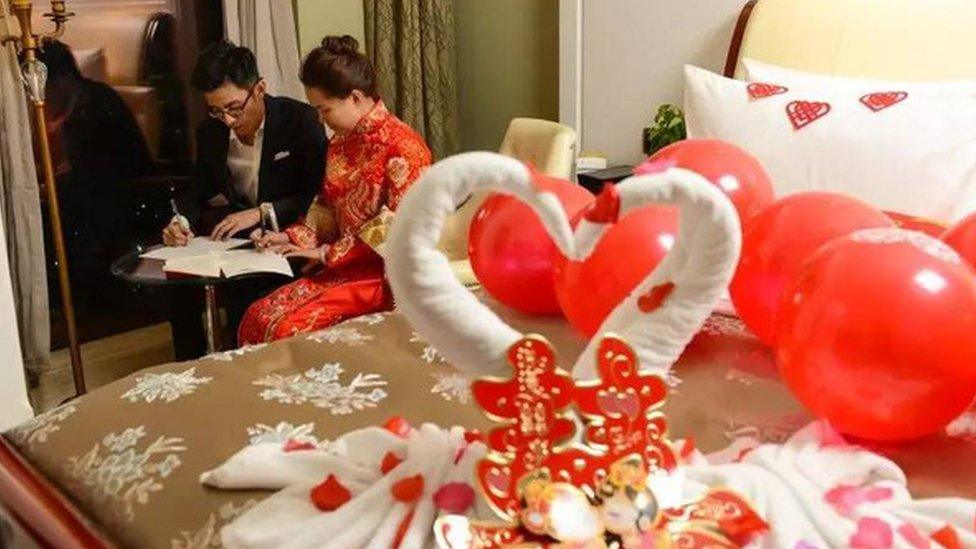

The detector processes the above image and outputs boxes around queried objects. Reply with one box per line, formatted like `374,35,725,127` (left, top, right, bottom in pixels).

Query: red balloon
941,211,976,270
776,229,976,441
885,210,948,238
730,192,893,346
469,173,593,315
637,139,775,225
553,204,679,337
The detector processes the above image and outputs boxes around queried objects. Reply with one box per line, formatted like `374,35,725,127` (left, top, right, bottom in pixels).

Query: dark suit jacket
180,95,326,229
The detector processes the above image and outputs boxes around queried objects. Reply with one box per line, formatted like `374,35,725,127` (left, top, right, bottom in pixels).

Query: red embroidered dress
238,102,432,343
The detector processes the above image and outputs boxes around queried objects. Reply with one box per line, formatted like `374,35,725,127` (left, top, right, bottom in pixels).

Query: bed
4,0,976,547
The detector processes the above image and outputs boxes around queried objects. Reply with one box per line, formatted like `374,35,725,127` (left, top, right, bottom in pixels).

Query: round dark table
111,245,294,353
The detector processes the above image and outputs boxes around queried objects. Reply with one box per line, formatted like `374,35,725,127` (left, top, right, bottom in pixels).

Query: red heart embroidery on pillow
747,82,788,101
859,91,908,112
786,101,831,131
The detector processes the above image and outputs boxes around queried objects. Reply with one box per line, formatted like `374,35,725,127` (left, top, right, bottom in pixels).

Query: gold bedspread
5,298,975,548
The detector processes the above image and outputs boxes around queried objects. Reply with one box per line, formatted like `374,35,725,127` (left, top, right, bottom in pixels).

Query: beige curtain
364,0,459,159
0,3,50,381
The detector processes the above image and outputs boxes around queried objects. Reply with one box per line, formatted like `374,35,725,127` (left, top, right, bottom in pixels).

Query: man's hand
162,219,193,246
249,228,291,250
211,208,261,241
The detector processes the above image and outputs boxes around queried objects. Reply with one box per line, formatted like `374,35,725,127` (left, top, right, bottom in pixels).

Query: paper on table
220,250,293,278
141,237,248,260
162,253,222,278
161,249,293,279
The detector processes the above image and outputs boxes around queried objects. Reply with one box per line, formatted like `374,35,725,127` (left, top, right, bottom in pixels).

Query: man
163,41,326,359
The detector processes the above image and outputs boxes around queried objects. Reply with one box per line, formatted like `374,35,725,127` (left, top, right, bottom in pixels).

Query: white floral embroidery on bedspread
170,499,259,549
306,326,374,346
252,363,387,415
121,368,213,404
430,372,471,403
201,343,268,362
65,426,186,522
410,331,445,364
246,421,321,446
7,403,76,450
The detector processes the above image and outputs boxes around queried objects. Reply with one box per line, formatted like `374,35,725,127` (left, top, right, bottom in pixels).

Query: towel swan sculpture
386,151,742,380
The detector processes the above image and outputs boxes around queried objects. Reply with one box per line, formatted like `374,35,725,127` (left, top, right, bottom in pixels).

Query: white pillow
742,58,976,97
72,47,107,82
683,64,976,222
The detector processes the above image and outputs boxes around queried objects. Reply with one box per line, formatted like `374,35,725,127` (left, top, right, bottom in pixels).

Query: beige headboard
726,0,976,81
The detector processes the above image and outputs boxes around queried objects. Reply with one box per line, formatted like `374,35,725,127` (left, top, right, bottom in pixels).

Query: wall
292,0,365,56
579,0,746,164
456,0,559,152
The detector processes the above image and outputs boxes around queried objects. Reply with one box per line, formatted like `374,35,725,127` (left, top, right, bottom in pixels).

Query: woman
238,35,432,344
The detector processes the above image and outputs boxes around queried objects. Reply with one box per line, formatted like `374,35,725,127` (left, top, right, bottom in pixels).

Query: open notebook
141,238,293,279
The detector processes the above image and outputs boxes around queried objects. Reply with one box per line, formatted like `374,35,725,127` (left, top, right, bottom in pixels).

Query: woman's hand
284,245,330,275
250,228,290,250
211,208,261,241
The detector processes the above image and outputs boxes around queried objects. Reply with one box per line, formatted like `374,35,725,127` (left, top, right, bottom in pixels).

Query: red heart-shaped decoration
786,100,831,131
747,82,788,101
859,91,908,112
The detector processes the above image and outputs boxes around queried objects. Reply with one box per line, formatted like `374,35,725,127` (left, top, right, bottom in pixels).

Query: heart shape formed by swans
386,152,741,380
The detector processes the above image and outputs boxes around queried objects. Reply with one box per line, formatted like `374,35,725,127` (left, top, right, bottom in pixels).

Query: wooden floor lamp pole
2,0,84,395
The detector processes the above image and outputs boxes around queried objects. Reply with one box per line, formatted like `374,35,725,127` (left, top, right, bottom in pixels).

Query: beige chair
498,118,577,180
442,118,578,284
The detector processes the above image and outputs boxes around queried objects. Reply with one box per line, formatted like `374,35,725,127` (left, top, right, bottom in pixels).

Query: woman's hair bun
321,35,359,55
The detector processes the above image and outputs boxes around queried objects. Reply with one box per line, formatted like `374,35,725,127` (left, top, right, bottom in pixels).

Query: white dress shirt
227,124,263,206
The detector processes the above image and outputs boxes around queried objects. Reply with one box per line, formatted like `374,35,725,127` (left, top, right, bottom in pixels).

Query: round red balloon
776,228,976,441
553,204,679,337
941,211,976,270
885,210,948,238
469,173,593,315
730,192,893,346
636,139,775,225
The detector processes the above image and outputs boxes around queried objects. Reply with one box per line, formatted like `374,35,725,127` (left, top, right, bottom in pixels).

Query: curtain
0,1,50,382
364,0,460,159
0,1,43,424
224,0,304,101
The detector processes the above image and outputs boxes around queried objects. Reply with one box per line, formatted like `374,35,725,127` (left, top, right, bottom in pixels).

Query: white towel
203,423,484,549
678,422,976,548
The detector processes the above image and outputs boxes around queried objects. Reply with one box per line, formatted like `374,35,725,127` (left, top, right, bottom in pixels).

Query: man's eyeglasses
207,80,261,121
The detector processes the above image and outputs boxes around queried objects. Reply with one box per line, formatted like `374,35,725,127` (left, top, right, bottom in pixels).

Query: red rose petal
381,451,404,475
931,525,961,549
584,184,621,224
283,439,317,453
392,508,416,549
310,474,351,511
679,437,696,461
383,416,413,438
392,474,425,503
637,282,675,313
433,482,475,513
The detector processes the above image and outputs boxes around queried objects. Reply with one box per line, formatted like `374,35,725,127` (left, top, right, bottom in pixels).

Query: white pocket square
273,151,291,161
